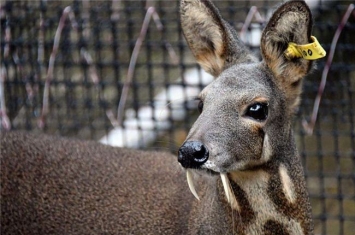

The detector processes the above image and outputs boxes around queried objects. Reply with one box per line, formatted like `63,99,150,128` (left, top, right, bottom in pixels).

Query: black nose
178,141,209,168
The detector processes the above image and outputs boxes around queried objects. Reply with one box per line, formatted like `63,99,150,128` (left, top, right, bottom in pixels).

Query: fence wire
1,1,354,234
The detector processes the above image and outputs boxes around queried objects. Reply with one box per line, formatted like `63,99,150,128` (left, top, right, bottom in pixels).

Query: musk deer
1,0,322,234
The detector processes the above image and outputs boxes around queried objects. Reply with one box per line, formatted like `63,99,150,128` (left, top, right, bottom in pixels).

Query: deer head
178,0,314,179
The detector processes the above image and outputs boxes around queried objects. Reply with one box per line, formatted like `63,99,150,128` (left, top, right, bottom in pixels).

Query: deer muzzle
178,140,209,168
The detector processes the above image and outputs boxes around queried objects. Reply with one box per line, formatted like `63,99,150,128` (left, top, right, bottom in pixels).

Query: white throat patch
279,164,296,203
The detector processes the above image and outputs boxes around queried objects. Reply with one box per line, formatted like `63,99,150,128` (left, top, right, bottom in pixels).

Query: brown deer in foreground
1,0,317,234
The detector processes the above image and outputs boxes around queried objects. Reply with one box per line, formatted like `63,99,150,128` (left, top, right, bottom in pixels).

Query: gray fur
1,0,314,234
180,0,313,234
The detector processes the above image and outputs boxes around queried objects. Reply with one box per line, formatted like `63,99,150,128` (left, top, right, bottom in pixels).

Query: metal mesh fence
1,0,354,234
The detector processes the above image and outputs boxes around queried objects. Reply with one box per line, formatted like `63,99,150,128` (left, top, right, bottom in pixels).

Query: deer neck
217,155,313,235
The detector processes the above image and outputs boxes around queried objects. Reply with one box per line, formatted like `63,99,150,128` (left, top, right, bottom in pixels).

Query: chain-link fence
1,1,354,234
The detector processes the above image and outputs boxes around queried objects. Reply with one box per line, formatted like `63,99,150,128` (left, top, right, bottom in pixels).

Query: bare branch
38,6,73,129
239,6,264,42
116,6,157,126
80,49,100,85
106,109,120,128
0,66,11,130
79,1,97,83
302,4,355,135
115,3,181,127
1,14,11,130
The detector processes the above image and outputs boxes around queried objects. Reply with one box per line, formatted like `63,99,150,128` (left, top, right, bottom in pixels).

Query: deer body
1,131,193,234
2,0,316,234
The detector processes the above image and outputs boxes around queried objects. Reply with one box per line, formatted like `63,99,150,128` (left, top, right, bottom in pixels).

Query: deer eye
245,103,268,121
197,100,204,113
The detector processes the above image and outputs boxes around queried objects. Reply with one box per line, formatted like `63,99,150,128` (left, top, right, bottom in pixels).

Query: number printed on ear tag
284,36,326,60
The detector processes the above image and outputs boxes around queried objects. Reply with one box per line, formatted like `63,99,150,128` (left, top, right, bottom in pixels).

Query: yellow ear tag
284,36,326,60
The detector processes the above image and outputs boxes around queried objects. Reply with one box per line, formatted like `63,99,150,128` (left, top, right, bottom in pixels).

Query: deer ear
180,0,256,77
261,0,313,108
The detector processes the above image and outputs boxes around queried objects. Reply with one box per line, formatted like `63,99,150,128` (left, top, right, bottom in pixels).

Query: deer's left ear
261,0,313,108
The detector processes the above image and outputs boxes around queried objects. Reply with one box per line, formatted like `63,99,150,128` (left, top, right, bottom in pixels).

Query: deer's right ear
180,0,255,77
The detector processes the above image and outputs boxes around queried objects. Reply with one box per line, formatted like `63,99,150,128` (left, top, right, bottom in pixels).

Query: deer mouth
185,162,219,201
180,141,238,205
184,160,219,200
186,169,239,210
200,159,218,171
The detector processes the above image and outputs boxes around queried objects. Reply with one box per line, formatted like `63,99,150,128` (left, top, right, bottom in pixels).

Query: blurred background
1,0,354,234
